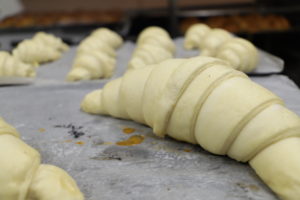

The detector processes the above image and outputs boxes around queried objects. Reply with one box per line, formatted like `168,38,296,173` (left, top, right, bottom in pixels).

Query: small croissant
12,39,61,66
81,56,300,200
77,37,116,57
66,28,122,81
184,23,258,72
67,51,115,81
199,28,233,56
0,51,36,78
128,26,175,70
0,118,84,200
184,23,211,50
90,27,123,49
215,37,258,72
32,32,69,52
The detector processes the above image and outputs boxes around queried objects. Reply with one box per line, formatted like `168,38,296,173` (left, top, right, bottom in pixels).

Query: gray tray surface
0,38,298,200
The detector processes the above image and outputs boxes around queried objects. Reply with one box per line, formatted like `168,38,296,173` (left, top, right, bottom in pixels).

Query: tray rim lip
0,76,34,85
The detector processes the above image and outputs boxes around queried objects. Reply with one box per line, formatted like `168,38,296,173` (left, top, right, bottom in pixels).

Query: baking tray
0,39,299,200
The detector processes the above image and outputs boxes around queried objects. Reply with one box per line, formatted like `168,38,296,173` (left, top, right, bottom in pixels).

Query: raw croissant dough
67,51,116,81
12,40,61,66
128,26,175,70
0,51,36,78
66,28,123,81
184,23,211,50
0,118,84,200
81,56,300,200
90,27,123,49
32,32,69,52
184,23,258,72
215,37,258,73
199,28,232,56
12,32,68,66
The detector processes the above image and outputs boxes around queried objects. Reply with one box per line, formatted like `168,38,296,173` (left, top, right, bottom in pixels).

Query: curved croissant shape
0,118,84,200
184,23,211,50
199,28,233,56
67,28,122,81
137,26,175,53
184,23,259,72
0,117,19,137
90,27,123,49
137,26,170,43
215,38,258,73
81,56,300,200
67,51,115,81
128,26,175,70
12,40,61,66
0,51,36,78
128,44,173,70
32,32,69,52
77,37,116,57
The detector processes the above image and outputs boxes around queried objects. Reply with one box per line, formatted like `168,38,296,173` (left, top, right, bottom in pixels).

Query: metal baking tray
1,39,299,200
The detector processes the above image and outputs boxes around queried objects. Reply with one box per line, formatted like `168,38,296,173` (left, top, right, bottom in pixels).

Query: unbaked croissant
137,26,175,53
77,37,116,57
0,118,84,200
81,56,300,200
66,51,115,81
128,26,175,70
32,32,69,52
184,23,211,50
67,28,122,81
214,37,258,72
184,23,259,72
90,27,123,49
12,39,61,66
199,28,233,56
184,23,232,55
0,51,36,78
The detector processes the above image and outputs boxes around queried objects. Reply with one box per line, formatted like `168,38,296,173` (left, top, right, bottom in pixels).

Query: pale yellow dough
77,38,116,57
26,164,84,200
215,38,258,72
67,51,115,81
137,26,170,45
91,27,123,49
80,89,103,115
250,137,300,200
184,23,259,72
0,118,84,200
81,56,300,200
0,117,20,137
199,28,232,56
0,134,40,200
12,40,61,66
127,26,175,70
32,32,69,52
184,23,211,50
67,28,122,81
0,51,36,78
128,44,173,70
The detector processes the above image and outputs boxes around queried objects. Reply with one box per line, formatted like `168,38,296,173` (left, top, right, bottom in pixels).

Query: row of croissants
2,24,298,200
0,24,258,82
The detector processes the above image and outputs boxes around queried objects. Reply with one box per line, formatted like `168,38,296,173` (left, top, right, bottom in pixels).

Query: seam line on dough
190,71,247,143
154,60,225,136
222,98,283,155
246,126,300,162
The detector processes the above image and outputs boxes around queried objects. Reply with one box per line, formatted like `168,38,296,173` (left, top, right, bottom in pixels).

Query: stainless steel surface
0,38,298,200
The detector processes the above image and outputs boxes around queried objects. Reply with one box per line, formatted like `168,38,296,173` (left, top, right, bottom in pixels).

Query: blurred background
1,0,300,85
